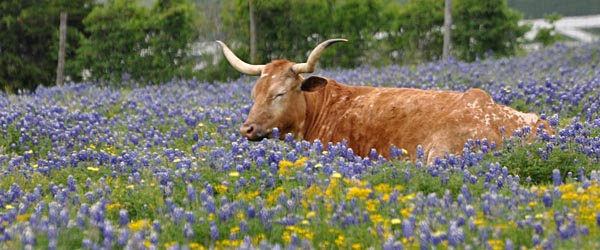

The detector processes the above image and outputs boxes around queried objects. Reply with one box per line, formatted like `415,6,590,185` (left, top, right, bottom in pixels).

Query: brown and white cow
217,39,552,163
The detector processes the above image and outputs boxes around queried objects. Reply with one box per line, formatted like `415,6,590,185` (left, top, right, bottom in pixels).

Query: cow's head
217,39,347,141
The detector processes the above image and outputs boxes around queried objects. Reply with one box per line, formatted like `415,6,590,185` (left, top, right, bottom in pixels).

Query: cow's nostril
246,125,254,134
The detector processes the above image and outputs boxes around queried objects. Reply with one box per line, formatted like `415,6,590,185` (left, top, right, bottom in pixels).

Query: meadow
1,42,600,249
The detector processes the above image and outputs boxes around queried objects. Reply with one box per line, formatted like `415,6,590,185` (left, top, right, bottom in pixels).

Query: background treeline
1,0,535,92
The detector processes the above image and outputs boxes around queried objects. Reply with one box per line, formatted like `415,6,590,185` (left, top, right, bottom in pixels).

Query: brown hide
302,79,552,162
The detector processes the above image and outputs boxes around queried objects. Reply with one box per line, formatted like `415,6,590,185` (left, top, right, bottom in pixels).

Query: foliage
73,0,199,84
0,0,94,92
453,0,529,61
386,0,445,63
533,13,564,47
218,0,399,69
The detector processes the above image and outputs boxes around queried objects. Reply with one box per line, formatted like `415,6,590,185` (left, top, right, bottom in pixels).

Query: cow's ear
301,76,328,92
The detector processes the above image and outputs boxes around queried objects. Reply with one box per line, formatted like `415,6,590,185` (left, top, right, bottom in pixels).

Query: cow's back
303,82,550,162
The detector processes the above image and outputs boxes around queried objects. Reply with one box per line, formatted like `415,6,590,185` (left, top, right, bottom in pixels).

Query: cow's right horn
216,41,264,75
292,38,348,74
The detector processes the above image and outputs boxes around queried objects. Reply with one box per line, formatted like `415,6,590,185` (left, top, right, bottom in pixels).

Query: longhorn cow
217,39,552,163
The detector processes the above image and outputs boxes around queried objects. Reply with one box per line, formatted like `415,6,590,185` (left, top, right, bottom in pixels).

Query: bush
453,0,529,61
73,0,198,84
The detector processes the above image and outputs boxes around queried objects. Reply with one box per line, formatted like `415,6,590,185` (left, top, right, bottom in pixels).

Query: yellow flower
229,171,240,177
352,243,362,249
488,239,504,250
366,199,380,212
16,214,30,222
278,157,308,176
106,202,121,211
198,123,205,127
334,235,345,246
400,193,416,203
5,205,15,210
87,167,99,172
391,218,401,225
189,242,205,250
236,212,245,220
173,158,181,163
214,184,228,193
128,220,148,232
165,241,177,248
401,207,413,218
331,172,342,179
346,187,372,200
374,184,393,194
306,211,316,218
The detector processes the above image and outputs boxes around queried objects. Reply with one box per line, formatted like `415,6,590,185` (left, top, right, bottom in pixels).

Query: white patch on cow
272,75,277,79
260,72,269,77
467,100,480,109
484,114,491,125
502,107,537,125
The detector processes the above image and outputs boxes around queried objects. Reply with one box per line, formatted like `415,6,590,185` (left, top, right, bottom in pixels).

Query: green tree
0,0,93,92
387,0,445,63
533,13,563,47
74,0,198,83
216,0,396,74
453,0,528,61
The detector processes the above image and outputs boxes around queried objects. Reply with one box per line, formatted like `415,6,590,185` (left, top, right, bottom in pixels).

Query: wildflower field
2,42,600,250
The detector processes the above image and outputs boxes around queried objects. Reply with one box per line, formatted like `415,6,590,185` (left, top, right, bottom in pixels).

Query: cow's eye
273,92,286,100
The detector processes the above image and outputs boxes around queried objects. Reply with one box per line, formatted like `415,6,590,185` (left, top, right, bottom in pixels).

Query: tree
0,0,93,92
74,0,199,83
387,0,445,63
453,0,528,61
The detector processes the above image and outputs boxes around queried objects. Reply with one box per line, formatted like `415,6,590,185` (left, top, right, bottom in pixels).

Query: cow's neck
302,80,364,144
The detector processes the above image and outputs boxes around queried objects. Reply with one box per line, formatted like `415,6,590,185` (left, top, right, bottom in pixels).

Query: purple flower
119,209,129,226
402,219,413,238
552,169,562,186
543,191,552,208
210,221,219,240
184,223,194,238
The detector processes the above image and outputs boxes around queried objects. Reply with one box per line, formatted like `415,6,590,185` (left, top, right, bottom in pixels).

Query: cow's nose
240,123,256,139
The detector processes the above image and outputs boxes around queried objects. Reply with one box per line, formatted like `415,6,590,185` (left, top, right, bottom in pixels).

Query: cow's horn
216,41,264,75
292,38,348,74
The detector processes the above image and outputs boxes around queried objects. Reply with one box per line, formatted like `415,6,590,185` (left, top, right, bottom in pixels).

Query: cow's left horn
216,41,264,75
292,38,348,74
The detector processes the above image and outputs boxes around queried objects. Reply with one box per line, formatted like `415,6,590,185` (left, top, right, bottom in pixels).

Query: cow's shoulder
462,88,495,105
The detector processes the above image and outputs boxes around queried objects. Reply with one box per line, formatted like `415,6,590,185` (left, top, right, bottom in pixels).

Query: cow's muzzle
240,123,271,141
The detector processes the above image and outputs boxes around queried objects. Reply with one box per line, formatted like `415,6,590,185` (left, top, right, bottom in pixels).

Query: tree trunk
443,0,452,60
56,11,67,86
249,0,257,64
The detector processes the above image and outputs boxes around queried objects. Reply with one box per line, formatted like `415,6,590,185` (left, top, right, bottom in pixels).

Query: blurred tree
215,0,398,72
387,0,444,63
387,0,528,63
0,0,94,92
74,0,199,83
533,13,563,47
453,0,529,61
